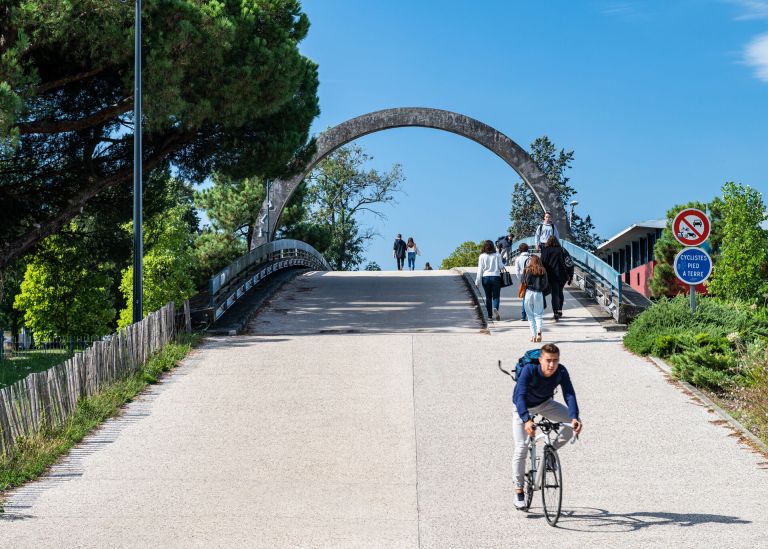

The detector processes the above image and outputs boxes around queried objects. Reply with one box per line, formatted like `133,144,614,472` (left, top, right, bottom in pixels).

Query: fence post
183,300,192,334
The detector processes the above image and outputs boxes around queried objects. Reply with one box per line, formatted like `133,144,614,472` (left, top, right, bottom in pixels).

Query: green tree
509,136,575,240
305,144,404,270
118,205,196,328
508,136,601,248
570,213,602,251
708,182,768,301
196,173,266,251
649,201,710,298
0,0,319,267
13,227,115,339
440,241,484,269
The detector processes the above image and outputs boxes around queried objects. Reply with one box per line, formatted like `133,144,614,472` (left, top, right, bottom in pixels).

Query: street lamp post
132,0,143,323
568,200,579,229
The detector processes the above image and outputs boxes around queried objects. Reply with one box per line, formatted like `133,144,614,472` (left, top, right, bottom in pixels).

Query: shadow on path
523,506,750,532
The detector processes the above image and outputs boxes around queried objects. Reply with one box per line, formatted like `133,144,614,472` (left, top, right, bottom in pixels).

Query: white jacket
515,252,531,277
476,252,503,286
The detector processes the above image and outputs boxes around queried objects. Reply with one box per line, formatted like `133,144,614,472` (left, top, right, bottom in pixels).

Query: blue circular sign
674,247,712,285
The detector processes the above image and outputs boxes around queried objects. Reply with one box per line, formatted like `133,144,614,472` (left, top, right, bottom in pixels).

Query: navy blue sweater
513,363,579,422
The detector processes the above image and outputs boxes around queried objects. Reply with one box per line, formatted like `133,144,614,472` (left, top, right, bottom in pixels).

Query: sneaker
514,491,526,510
493,308,501,321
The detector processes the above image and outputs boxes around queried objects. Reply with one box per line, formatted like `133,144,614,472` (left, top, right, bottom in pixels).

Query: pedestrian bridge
3,269,767,547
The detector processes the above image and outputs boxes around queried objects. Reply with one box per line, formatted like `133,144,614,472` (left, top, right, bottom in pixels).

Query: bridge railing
209,239,331,322
508,237,636,321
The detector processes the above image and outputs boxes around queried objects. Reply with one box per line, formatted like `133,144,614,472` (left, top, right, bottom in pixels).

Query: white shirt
515,252,531,277
476,252,503,285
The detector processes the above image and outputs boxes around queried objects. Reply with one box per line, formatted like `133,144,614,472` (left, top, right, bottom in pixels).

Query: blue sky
297,0,768,270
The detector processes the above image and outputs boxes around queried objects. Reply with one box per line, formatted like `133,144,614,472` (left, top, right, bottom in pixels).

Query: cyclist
512,343,582,510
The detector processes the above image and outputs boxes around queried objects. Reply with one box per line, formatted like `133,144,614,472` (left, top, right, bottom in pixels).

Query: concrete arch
254,107,570,247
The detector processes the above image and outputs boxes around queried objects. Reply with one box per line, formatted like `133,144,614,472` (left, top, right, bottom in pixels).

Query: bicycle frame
527,431,556,492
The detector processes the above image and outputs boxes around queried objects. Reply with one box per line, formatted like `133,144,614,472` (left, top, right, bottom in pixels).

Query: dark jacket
513,363,580,422
524,271,549,293
541,245,573,283
393,239,407,258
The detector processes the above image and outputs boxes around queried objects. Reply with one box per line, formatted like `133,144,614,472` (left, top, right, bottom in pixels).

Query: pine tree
508,136,599,247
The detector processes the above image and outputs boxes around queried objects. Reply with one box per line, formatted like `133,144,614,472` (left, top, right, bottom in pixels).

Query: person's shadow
525,507,751,532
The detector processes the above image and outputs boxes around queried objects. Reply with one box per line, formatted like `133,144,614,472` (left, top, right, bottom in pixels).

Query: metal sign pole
690,284,695,313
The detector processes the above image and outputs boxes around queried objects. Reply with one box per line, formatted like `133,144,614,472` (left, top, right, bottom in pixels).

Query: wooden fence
0,302,183,458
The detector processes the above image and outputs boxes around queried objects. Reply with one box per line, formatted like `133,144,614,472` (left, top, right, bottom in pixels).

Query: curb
454,269,489,331
649,356,768,455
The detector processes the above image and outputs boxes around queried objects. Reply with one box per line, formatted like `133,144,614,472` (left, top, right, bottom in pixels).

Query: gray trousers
512,398,574,488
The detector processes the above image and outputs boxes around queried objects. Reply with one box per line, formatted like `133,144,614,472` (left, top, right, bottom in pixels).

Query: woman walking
540,236,573,320
406,237,420,271
475,240,504,321
523,254,549,342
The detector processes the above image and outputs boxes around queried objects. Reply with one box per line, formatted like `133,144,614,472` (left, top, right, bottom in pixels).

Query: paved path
2,271,767,547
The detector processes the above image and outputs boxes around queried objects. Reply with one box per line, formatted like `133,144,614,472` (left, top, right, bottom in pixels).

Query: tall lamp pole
568,200,579,229
132,0,143,323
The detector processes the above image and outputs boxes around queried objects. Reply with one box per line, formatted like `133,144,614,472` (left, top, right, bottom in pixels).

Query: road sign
674,247,712,285
672,208,710,247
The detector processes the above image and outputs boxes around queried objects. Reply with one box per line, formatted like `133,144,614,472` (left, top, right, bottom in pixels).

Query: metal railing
509,236,623,306
209,239,331,321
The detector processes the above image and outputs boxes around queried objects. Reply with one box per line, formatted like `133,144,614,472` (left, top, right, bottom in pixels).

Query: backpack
513,348,541,381
563,249,574,269
513,348,562,387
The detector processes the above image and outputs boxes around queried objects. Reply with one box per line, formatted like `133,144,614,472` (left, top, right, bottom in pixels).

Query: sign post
672,209,712,313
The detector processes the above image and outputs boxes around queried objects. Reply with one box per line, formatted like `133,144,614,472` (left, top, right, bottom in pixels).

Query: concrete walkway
2,270,767,547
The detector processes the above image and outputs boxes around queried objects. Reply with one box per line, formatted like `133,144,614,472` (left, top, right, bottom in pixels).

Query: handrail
209,239,331,321
508,237,623,304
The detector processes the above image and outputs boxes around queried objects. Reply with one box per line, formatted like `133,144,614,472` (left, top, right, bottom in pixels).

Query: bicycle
522,416,571,526
498,360,576,527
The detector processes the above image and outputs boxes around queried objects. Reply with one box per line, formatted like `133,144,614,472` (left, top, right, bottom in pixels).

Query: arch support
254,107,569,247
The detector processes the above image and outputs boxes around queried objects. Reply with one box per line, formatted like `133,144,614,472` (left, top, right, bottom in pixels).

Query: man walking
496,233,514,264
534,212,560,251
393,234,407,271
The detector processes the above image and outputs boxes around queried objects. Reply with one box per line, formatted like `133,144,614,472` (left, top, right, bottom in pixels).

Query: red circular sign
672,208,710,246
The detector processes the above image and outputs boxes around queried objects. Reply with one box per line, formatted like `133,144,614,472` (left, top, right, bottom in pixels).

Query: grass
0,333,202,494
0,349,73,388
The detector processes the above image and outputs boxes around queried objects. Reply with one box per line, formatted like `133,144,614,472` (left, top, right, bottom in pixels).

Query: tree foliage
708,183,768,302
508,136,601,248
13,225,115,339
303,144,404,270
195,173,265,251
118,205,196,328
0,0,319,267
440,241,484,269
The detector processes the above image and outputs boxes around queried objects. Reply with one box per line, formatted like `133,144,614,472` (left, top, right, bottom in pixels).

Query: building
596,219,692,299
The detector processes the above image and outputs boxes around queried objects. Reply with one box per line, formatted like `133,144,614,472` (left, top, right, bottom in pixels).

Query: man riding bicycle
512,343,582,510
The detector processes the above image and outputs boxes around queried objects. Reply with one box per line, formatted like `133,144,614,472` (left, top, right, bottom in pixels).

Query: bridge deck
2,271,766,547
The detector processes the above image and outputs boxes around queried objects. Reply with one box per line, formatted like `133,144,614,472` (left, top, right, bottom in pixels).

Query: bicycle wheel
541,446,562,526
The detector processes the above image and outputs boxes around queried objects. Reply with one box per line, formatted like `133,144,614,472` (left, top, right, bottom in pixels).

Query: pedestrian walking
475,240,504,321
534,211,560,251
514,242,532,321
406,237,420,271
540,235,573,321
393,233,407,271
496,233,514,264
522,254,549,341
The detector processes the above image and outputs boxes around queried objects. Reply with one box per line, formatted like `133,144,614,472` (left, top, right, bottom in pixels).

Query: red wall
628,261,707,298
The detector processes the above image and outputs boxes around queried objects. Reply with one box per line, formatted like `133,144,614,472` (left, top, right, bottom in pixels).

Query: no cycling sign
672,208,710,246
